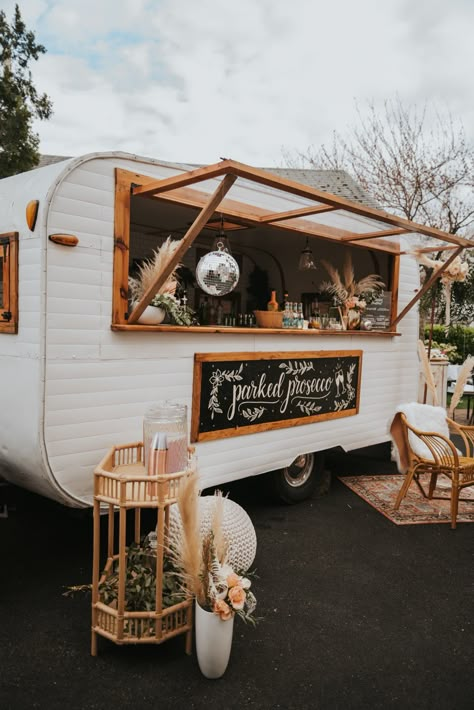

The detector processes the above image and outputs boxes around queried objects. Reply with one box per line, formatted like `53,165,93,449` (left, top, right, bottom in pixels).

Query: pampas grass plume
129,236,182,302
418,340,439,405
174,469,204,603
211,490,229,565
448,355,474,417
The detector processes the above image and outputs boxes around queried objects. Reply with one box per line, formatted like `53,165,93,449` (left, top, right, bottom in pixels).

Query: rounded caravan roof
0,151,198,218
41,150,198,193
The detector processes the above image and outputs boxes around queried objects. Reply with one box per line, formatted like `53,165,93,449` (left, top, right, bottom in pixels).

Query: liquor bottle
216,302,224,326
288,302,296,328
208,299,216,325
199,297,209,325
297,302,304,329
267,290,278,311
280,291,289,311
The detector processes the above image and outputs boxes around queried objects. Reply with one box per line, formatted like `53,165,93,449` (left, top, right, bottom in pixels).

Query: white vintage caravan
0,152,469,507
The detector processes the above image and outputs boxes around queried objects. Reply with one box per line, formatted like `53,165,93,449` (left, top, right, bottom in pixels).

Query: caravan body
0,152,421,506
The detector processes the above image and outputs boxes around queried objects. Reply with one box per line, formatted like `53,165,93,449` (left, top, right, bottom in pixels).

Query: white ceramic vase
195,601,234,679
136,305,166,325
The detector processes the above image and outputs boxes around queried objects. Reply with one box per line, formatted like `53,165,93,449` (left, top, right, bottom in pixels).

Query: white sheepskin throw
389,402,450,472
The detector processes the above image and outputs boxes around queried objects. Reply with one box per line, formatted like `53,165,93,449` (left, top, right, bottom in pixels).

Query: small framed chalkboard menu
191,350,362,442
362,291,392,330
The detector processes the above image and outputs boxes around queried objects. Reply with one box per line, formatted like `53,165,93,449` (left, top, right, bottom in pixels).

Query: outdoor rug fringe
339,473,474,525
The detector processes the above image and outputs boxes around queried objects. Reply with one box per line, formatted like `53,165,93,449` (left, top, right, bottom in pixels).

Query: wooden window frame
0,232,19,335
112,169,402,335
112,162,470,335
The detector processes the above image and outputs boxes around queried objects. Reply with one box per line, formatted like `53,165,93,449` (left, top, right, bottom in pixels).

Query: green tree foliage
424,324,474,363
0,4,52,177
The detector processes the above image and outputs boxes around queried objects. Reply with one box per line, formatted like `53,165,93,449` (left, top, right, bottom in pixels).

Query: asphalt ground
0,445,473,710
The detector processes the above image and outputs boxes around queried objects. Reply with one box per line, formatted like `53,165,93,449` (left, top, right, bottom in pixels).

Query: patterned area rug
339,473,474,525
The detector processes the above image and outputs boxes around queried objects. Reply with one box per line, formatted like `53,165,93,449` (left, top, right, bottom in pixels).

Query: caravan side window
0,232,19,334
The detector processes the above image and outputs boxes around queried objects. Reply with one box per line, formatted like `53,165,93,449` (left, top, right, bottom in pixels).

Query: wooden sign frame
191,350,362,442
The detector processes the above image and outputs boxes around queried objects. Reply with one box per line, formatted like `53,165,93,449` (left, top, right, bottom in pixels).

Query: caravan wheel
271,452,323,504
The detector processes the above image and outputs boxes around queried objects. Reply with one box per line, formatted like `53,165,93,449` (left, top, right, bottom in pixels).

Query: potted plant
128,237,196,325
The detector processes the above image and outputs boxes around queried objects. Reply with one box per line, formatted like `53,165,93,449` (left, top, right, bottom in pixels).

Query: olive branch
296,401,322,416
241,406,266,422
279,360,314,376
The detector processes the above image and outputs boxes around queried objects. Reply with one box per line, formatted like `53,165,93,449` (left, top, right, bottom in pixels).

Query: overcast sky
4,0,474,165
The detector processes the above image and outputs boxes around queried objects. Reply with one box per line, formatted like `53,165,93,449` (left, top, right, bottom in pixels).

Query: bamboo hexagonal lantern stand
91,442,194,656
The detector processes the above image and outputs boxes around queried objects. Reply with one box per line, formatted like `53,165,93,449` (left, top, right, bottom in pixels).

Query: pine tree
0,4,52,177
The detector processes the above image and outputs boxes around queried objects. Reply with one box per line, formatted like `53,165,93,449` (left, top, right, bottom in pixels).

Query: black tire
270,451,327,504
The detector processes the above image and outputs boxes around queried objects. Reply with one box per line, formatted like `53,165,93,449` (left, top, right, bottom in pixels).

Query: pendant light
212,214,232,255
298,237,317,270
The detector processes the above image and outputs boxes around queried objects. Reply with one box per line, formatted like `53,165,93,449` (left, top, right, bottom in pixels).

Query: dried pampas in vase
128,236,183,304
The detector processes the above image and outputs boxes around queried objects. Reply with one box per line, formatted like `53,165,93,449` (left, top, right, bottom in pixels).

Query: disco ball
196,248,240,296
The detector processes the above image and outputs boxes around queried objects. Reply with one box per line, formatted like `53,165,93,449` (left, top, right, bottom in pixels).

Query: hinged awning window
123,160,472,328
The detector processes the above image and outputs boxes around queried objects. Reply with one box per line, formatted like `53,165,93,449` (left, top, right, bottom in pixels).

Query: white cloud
2,0,472,163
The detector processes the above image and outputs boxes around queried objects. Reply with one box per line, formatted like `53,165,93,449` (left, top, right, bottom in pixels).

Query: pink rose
228,585,246,610
226,572,241,588
213,599,233,621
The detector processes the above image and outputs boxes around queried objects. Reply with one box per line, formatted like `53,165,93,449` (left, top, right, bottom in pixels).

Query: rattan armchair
392,412,474,529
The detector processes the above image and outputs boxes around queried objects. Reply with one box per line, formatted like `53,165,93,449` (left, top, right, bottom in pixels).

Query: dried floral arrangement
411,250,469,287
320,252,385,315
128,236,196,325
168,472,258,625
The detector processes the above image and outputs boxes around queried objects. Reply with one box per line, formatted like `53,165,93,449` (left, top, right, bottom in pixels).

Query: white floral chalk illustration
334,363,356,410
279,360,314,376
208,364,243,419
296,401,322,416
241,406,266,422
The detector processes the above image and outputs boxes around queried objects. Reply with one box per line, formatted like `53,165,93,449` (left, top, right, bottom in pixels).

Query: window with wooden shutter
0,232,19,334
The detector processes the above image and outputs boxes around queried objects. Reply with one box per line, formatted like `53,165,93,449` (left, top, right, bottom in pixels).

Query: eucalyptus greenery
99,540,184,611
65,536,184,613
150,293,197,327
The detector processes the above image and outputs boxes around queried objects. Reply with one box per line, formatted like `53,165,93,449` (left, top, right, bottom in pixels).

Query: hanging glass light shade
298,237,317,271
212,214,233,255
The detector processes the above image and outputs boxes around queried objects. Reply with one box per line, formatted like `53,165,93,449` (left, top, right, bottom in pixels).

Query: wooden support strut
258,205,337,223
127,174,237,325
389,246,464,329
340,229,407,242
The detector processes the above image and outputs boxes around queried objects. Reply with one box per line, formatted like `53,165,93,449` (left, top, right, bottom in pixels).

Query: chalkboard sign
191,350,362,442
362,291,392,330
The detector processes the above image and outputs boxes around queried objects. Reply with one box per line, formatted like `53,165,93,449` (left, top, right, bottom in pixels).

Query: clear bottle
208,299,216,325
143,401,188,472
216,301,224,326
283,301,290,329
297,302,304,329
199,297,209,325
280,291,289,311
267,290,278,311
